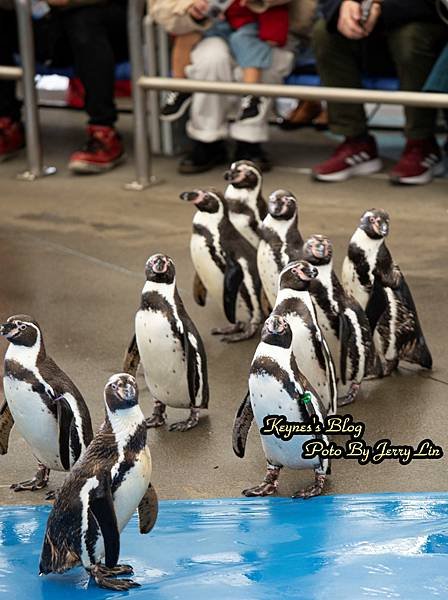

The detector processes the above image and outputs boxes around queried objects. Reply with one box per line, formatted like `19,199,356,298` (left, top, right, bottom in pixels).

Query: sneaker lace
166,91,179,105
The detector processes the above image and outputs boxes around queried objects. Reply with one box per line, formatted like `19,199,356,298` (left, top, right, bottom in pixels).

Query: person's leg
60,3,126,172
161,32,202,122
310,19,381,182
179,36,233,174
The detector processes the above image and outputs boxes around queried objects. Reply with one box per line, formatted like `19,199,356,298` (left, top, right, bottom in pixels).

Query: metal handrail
0,66,23,80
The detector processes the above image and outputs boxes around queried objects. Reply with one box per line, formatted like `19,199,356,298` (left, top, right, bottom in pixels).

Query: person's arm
150,0,211,35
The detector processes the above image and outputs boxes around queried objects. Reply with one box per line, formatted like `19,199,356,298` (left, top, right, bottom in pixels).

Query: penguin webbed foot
145,402,166,429
11,465,50,492
169,408,199,432
242,465,280,497
91,564,139,591
44,488,60,501
337,383,360,407
212,322,259,343
292,473,326,500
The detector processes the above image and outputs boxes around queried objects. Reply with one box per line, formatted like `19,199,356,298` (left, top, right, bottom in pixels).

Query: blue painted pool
1,494,448,599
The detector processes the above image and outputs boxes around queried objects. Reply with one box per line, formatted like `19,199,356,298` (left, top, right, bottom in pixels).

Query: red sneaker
0,117,25,162
68,125,125,174
312,135,382,182
390,137,444,185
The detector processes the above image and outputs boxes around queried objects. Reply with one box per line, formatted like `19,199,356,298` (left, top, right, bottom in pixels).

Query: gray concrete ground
0,108,447,505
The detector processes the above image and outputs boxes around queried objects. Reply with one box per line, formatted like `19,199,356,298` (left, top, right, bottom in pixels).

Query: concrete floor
0,108,447,505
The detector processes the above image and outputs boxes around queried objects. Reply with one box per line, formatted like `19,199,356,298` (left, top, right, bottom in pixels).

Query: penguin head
279,260,318,291
105,373,139,413
303,235,333,266
261,315,292,349
145,253,175,284
180,188,225,215
268,190,297,220
224,160,262,190
359,209,390,239
0,315,41,347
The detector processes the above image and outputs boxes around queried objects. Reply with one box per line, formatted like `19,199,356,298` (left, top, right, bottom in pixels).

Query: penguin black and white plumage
39,373,157,591
224,160,267,249
181,188,264,342
272,261,338,414
0,315,93,492
342,209,432,376
303,235,374,405
257,189,304,308
232,315,331,499
135,253,209,431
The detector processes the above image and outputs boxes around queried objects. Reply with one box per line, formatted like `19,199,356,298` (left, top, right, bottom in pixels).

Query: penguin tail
39,533,79,575
402,336,432,370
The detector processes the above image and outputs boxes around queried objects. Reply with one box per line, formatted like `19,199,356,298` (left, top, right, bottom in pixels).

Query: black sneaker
160,91,192,122
238,95,269,123
234,141,271,172
178,140,228,174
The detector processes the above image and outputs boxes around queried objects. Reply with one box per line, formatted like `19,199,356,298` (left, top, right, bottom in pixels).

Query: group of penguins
0,160,432,590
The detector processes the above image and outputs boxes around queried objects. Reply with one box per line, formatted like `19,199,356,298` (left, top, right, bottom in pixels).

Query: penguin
272,260,338,414
342,209,432,376
134,253,209,431
181,188,264,342
224,160,267,249
303,235,375,405
232,315,331,499
257,189,304,308
0,315,93,492
39,373,158,591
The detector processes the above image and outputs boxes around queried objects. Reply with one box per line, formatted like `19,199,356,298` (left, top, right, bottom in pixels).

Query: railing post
14,0,55,180
126,0,156,190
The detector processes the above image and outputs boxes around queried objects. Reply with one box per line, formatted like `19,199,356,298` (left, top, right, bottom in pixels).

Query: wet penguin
257,189,304,308
224,160,267,249
342,209,432,375
303,235,375,404
40,373,158,591
273,260,338,414
135,253,209,431
233,315,331,498
0,315,93,492
181,188,264,342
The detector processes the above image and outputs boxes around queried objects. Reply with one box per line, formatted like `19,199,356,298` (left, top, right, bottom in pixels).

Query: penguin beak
180,191,199,203
0,322,17,338
224,169,234,182
119,384,135,402
151,256,168,274
379,221,389,236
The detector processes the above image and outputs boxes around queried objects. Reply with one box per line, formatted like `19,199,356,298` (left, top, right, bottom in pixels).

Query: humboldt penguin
303,234,375,404
0,315,93,492
181,188,264,342
233,315,331,498
224,160,267,249
135,253,209,431
257,189,304,308
342,209,432,375
273,260,338,414
40,373,157,591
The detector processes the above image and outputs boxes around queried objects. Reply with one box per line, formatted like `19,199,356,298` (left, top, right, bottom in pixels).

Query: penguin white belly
342,258,369,310
3,377,62,470
250,374,320,470
113,447,152,532
230,213,259,249
136,311,190,408
289,315,332,409
257,241,279,307
191,233,250,324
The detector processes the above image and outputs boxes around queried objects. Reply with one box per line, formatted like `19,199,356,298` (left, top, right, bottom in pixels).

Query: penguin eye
112,383,118,391
19,324,27,331
369,216,375,223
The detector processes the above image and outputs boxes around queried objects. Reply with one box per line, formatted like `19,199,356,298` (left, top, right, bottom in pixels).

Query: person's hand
188,0,209,20
337,1,367,39
363,2,381,35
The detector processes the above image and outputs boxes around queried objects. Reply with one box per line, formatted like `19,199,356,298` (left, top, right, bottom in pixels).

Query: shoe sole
390,161,445,185
160,97,192,123
178,153,227,175
312,158,383,182
68,154,126,174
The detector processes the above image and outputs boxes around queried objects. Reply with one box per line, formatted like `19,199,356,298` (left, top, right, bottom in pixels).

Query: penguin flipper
366,276,387,332
184,330,199,407
138,483,159,534
193,272,207,307
232,392,253,458
91,471,120,569
123,334,140,377
55,396,75,470
338,312,351,386
0,401,14,455
224,258,244,324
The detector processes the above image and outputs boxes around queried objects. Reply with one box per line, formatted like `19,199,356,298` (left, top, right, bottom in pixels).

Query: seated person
312,0,447,185
0,0,128,174
151,0,294,173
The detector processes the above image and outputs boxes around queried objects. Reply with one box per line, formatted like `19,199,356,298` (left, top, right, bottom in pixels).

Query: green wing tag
301,392,312,405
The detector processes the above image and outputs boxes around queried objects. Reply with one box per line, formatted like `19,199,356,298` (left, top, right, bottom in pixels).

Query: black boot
234,141,271,172
178,140,227,174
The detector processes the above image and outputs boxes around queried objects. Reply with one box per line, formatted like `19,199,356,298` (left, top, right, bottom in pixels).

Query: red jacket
226,1,289,47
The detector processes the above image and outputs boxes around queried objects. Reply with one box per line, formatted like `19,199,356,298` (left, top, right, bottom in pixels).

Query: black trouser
0,1,128,126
